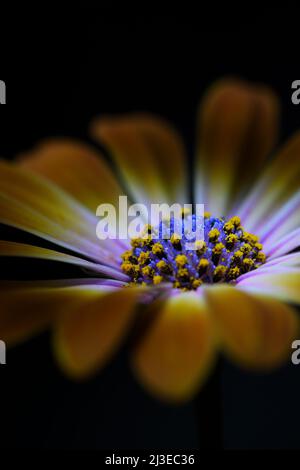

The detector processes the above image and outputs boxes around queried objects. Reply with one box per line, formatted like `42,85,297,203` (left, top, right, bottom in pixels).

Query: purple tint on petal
260,252,300,269
235,265,297,284
230,177,268,229
260,190,300,244
90,264,129,282
266,227,300,259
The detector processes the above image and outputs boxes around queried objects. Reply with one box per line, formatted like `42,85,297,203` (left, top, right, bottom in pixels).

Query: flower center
121,214,266,290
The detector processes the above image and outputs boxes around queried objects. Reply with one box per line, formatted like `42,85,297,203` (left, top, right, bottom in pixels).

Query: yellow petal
258,190,300,251
237,132,300,235
0,240,128,281
205,285,299,369
91,113,188,206
0,160,120,265
238,268,300,305
54,286,140,378
0,280,107,345
132,292,216,403
18,138,124,211
196,79,278,216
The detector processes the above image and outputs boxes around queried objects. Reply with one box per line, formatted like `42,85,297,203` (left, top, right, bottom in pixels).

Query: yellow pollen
243,258,254,269
204,211,211,218
228,267,240,280
241,243,252,254
153,275,163,285
170,233,181,246
177,268,189,279
152,242,164,256
142,265,154,278
198,258,209,271
226,233,238,247
257,252,266,263
156,260,171,274
223,221,234,233
121,262,139,277
121,250,136,262
141,236,153,247
175,254,188,266
209,228,220,242
192,279,203,289
138,251,150,265
131,237,143,248
213,265,227,280
243,232,259,245
230,216,241,228
233,250,243,259
213,242,225,255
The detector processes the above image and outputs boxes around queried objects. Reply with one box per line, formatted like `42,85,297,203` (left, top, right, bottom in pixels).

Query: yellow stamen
208,228,220,242
198,258,209,271
192,279,203,289
257,252,266,263
142,265,154,278
226,233,238,248
153,275,163,285
241,243,252,254
138,251,150,265
175,254,188,266
243,258,254,270
131,237,143,248
177,268,189,279
227,266,240,280
152,242,164,256
156,260,171,274
230,216,241,228
213,265,227,280
170,233,182,247
121,262,139,277
213,242,225,255
223,221,234,233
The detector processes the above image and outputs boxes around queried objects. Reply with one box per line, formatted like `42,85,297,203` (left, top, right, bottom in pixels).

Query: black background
0,7,300,449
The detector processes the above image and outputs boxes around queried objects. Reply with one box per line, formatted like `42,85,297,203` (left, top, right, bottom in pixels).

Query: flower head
121,214,266,289
0,79,299,402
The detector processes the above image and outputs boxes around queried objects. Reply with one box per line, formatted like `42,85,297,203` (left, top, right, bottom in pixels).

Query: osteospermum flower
0,79,300,402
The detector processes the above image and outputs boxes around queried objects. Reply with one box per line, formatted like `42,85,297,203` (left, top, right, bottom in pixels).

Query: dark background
0,7,300,449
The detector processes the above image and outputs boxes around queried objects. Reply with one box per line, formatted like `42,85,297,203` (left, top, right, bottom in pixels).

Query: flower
0,78,299,403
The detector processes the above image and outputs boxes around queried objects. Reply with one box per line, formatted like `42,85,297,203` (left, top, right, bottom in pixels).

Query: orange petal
0,280,109,345
91,113,188,206
132,292,216,403
196,79,279,216
18,138,124,211
205,285,299,369
54,286,140,378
